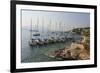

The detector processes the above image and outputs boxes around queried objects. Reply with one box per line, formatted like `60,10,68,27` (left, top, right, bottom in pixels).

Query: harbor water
21,28,81,63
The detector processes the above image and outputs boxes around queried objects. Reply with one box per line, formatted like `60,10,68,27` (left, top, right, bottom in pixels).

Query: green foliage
72,27,90,36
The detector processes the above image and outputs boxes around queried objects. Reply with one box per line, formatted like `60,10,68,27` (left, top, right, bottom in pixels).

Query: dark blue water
21,28,81,63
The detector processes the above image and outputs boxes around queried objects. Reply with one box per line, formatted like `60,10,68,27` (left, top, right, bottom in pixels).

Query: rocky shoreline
46,43,89,60
45,27,90,60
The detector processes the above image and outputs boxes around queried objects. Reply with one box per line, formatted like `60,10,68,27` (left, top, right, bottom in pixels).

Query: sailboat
29,18,37,46
29,18,41,46
37,18,45,45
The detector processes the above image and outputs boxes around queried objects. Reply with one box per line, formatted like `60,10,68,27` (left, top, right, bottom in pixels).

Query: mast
55,21,57,37
48,18,51,36
49,19,51,33
42,17,44,35
59,21,61,32
54,19,56,32
37,17,39,32
63,23,65,36
30,18,32,39
47,18,50,37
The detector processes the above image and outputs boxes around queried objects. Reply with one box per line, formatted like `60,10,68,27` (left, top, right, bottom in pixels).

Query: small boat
33,33,40,36
48,37,55,43
43,39,49,44
29,39,37,46
37,38,45,45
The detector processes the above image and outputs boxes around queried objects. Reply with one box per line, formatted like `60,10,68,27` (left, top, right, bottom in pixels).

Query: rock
69,43,85,59
47,42,90,60
70,43,85,50
61,49,72,59
78,49,90,60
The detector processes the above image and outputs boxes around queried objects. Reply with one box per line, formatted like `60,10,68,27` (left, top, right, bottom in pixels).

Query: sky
22,10,90,31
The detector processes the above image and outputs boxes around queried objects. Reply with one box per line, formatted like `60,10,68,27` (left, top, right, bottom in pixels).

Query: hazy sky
22,10,90,31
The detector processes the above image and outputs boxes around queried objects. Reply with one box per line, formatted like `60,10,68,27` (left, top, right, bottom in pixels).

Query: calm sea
21,28,81,63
